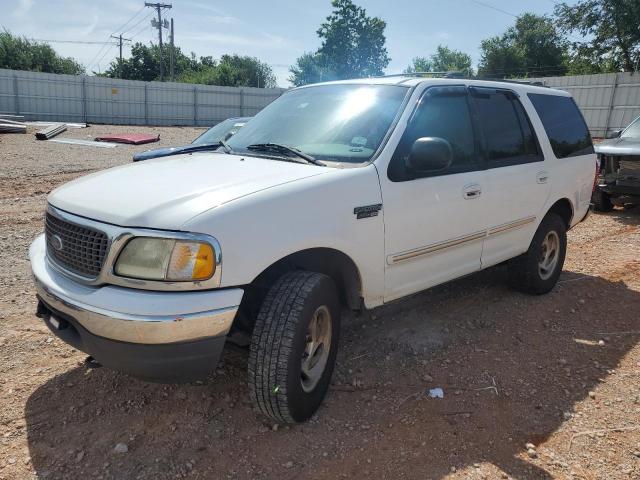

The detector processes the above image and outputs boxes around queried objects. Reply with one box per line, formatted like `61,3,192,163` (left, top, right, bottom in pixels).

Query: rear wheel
507,213,567,295
592,189,613,212
248,271,340,424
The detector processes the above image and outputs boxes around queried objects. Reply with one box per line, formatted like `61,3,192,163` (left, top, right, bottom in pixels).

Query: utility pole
169,18,174,82
145,2,172,81
110,34,131,79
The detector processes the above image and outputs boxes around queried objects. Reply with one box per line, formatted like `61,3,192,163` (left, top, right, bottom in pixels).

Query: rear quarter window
528,93,594,159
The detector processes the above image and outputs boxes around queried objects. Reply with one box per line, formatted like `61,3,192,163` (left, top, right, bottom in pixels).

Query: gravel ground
1,126,639,480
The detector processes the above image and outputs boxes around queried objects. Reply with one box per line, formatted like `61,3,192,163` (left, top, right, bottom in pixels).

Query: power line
122,11,154,36
28,38,117,45
467,0,518,17
129,23,154,40
93,44,117,74
113,6,146,34
87,7,151,72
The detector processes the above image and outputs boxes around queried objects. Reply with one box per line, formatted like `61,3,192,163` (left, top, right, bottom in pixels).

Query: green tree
213,54,276,88
404,45,473,77
288,52,333,86
478,13,568,78
289,0,390,86
555,0,640,72
0,30,84,75
104,44,276,87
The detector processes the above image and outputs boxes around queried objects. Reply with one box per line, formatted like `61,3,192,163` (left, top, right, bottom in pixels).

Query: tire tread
248,271,326,424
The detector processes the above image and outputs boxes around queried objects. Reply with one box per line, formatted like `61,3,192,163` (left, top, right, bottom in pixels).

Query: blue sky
2,0,573,86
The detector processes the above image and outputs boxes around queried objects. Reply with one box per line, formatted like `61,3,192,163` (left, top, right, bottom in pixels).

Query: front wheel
507,212,567,295
248,271,340,424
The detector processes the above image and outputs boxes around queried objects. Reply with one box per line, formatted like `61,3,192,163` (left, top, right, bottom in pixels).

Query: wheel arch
234,247,363,333
546,197,574,230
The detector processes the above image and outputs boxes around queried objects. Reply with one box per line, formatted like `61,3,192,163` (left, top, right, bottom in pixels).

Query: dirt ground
1,125,639,480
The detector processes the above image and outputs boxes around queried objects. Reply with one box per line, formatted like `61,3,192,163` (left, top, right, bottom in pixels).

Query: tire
592,189,613,212
248,271,340,424
507,212,567,295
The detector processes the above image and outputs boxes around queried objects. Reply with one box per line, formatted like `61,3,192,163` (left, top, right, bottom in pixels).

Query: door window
471,87,542,167
389,86,479,181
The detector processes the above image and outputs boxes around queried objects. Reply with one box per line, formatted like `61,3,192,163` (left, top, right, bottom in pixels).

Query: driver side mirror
406,137,453,174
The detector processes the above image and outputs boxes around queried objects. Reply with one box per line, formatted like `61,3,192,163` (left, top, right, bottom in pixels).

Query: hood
48,152,331,229
595,136,640,156
132,144,193,161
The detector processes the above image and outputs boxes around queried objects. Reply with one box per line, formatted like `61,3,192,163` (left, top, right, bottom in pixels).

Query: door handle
536,171,549,184
463,184,482,200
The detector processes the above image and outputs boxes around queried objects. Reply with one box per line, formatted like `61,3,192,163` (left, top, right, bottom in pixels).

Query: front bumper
30,234,244,381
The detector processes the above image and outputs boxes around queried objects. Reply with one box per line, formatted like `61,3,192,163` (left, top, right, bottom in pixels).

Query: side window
528,93,594,159
470,87,541,167
389,87,478,181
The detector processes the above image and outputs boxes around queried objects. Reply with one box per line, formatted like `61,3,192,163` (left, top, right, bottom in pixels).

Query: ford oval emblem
51,234,64,251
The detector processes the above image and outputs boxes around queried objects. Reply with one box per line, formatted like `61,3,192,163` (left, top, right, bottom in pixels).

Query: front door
379,85,488,302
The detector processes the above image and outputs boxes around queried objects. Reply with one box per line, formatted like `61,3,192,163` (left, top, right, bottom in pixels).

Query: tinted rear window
528,93,594,158
472,87,540,166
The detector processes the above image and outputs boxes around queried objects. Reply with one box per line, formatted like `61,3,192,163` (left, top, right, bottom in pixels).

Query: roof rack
373,71,467,79
372,72,549,87
475,77,547,87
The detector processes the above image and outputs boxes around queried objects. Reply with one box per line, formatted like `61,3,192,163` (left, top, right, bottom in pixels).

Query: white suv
30,76,596,424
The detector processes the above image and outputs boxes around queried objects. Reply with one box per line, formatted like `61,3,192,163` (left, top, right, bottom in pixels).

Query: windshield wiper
219,138,233,154
174,142,229,154
246,143,324,165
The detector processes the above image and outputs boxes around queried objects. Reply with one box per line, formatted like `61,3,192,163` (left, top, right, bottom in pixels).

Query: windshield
226,84,409,164
192,118,249,145
622,116,640,139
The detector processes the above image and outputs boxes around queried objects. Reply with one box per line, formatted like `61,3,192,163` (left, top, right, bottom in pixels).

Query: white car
30,76,596,424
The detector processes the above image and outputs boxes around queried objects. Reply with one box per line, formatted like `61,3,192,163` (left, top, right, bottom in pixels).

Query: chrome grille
45,212,109,277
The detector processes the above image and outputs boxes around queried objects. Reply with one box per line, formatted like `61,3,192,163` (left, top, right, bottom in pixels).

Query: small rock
598,339,605,346
588,391,596,399
76,451,85,462
272,424,279,432
525,443,536,450
7,458,16,465
527,448,538,458
283,461,294,469
423,374,434,382
578,299,585,305
633,451,640,458
113,443,128,454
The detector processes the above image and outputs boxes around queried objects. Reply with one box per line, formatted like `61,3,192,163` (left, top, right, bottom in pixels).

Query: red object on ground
94,133,160,145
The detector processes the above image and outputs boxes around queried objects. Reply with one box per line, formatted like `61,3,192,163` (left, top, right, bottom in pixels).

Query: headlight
115,237,215,282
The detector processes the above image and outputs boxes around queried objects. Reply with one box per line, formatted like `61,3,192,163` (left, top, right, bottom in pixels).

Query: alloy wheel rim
538,230,560,280
300,305,332,393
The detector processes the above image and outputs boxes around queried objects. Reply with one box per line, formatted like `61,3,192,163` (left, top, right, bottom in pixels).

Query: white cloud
206,15,240,25
433,31,451,41
181,31,287,50
13,0,34,17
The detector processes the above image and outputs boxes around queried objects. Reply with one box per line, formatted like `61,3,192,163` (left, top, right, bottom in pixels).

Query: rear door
470,87,549,268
